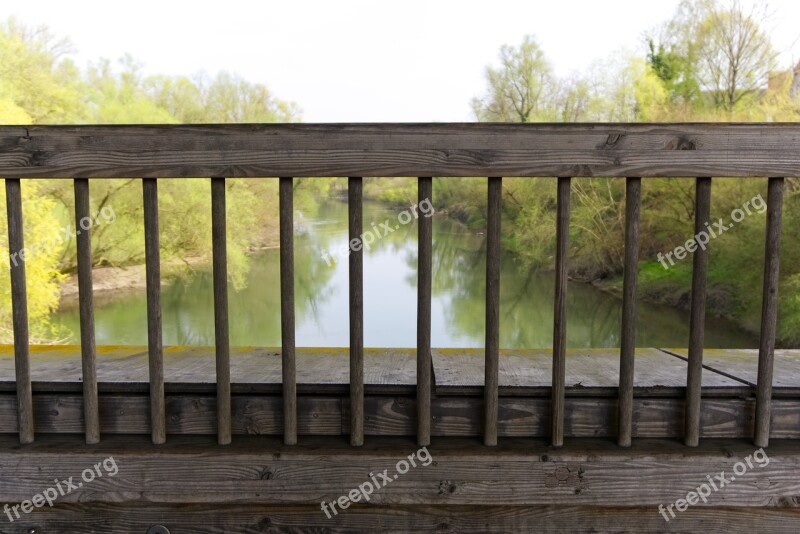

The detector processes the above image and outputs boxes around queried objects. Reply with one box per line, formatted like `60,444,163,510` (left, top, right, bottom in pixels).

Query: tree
0,180,67,343
651,0,779,113
646,39,701,105
696,0,778,111
0,17,85,123
471,35,556,122
145,71,301,123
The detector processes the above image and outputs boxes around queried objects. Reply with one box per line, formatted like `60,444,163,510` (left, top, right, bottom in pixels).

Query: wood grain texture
432,348,745,395
1,393,799,438
417,176,433,447
755,177,784,448
3,123,800,178
142,178,166,445
279,176,297,445
663,348,800,396
552,177,570,447
0,346,424,394
73,178,100,444
618,177,641,447
349,177,364,446
1,435,800,508
5,503,800,533
685,177,711,447
484,177,502,446
4,178,33,444
211,177,231,445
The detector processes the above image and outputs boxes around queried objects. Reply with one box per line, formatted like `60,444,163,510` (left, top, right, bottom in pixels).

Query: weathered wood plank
432,348,746,397
3,393,797,438
0,346,755,401
552,176,570,447
686,177,712,447
142,178,166,445
349,177,364,446
3,123,800,177
0,435,799,508
417,176,433,447
663,348,800,396
73,178,100,444
4,178,33,444
0,346,423,393
0,394,341,435
5,503,800,533
755,177,784,448
279,176,297,445
211,177,232,445
618,177,641,447
484,176,502,446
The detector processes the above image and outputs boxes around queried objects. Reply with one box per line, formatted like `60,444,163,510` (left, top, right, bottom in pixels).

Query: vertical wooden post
143,178,166,445
755,177,784,448
618,177,641,448
417,176,433,447
74,178,100,444
484,176,502,446
279,177,298,445
685,177,711,447
552,177,571,447
5,178,34,444
348,177,364,446
211,177,232,446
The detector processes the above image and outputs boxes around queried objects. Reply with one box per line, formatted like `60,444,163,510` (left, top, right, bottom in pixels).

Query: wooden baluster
755,177,784,448
74,178,100,444
349,177,364,446
5,178,34,444
552,177,571,447
685,177,711,447
211,177,231,445
279,177,298,445
417,176,433,447
485,176,502,446
143,178,166,444
618,177,641,447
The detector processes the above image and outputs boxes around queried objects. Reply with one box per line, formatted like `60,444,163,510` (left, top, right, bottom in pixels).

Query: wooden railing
0,123,796,450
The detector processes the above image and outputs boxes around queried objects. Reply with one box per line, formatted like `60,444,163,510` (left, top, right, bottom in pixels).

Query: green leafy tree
650,0,779,113
472,35,556,122
0,180,67,343
0,18,85,123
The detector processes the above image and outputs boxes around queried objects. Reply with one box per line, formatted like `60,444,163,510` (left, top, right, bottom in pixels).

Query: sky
5,0,800,122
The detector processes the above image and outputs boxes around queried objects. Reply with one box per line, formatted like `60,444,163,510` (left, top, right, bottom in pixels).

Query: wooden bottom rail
0,435,799,533
3,503,797,533
1,393,799,438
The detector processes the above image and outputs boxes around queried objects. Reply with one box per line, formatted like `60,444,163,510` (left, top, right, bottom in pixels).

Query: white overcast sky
6,0,800,122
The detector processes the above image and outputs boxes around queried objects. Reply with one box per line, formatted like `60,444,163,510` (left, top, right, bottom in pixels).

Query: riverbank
589,266,765,347
58,243,280,311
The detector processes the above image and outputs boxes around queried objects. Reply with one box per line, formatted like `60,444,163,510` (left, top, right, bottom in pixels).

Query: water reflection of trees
78,198,757,348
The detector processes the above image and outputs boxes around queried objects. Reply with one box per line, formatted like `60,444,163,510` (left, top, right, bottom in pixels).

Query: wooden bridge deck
1,346,798,440
3,345,798,394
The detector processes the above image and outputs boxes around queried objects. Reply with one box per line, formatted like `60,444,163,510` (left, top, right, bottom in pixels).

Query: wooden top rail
1,123,799,178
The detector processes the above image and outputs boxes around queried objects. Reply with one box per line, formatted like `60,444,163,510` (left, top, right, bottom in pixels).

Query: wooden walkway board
663,348,800,394
0,346,419,392
0,346,760,397
433,348,745,395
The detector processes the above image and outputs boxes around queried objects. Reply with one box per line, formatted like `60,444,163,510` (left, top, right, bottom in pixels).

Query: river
52,200,757,348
